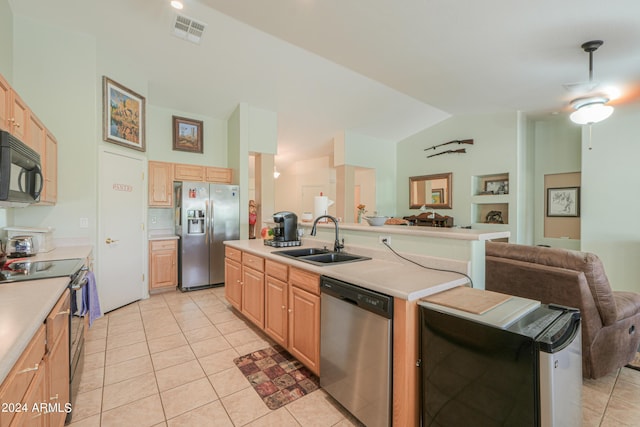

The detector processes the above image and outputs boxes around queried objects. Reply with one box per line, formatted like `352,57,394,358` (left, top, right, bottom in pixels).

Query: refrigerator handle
205,199,210,244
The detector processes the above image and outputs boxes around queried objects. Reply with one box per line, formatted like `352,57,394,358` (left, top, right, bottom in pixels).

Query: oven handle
70,267,89,290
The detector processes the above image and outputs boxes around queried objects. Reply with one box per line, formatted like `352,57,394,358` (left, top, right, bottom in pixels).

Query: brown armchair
485,241,640,379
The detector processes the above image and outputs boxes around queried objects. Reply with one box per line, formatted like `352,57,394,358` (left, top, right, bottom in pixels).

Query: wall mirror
409,172,452,209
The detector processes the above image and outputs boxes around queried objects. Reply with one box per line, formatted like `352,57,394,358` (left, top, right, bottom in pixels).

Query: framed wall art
173,116,203,153
102,76,145,152
484,179,509,194
547,187,580,217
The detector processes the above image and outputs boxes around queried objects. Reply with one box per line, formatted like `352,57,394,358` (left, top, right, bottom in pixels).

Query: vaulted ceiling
10,0,640,166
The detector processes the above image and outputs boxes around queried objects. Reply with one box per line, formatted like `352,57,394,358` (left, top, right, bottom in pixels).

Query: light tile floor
68,288,640,427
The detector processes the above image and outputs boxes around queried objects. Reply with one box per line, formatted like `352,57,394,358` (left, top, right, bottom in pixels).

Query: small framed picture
547,187,580,217
484,179,509,194
102,76,145,152
173,116,203,153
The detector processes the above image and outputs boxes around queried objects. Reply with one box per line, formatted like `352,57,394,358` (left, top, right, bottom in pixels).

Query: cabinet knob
18,363,39,374
56,309,70,317
281,305,285,310
288,309,292,313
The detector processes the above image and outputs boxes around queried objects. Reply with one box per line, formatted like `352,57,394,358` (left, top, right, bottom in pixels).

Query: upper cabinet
173,163,205,182
1,73,58,206
205,166,232,184
148,161,174,207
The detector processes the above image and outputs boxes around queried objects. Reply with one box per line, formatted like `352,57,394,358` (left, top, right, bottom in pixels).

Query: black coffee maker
272,211,298,242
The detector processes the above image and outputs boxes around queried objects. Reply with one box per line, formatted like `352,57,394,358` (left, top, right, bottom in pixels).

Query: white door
98,148,146,313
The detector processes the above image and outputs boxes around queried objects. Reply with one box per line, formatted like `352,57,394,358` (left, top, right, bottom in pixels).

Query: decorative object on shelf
485,210,504,224
172,115,203,153
356,204,366,223
410,172,452,209
384,217,409,225
102,76,146,151
403,212,454,227
364,216,387,226
547,187,580,217
484,179,509,194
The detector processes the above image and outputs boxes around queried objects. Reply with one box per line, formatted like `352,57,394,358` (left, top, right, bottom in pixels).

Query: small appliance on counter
264,211,301,247
4,226,55,255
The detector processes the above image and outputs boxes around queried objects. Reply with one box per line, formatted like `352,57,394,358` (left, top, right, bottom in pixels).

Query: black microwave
0,130,43,207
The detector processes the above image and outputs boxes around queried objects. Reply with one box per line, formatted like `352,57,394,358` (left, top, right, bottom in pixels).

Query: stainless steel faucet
310,215,344,253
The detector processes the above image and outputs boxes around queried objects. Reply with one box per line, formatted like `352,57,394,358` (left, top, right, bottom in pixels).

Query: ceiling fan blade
562,80,600,93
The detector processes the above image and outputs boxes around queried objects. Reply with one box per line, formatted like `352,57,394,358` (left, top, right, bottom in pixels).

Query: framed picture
173,116,203,153
431,188,444,204
484,179,509,194
547,187,580,217
102,76,145,152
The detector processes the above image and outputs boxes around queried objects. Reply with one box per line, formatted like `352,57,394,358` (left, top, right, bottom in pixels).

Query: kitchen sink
273,248,370,266
275,247,331,258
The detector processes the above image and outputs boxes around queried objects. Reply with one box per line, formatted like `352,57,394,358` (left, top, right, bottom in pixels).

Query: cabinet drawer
225,246,242,263
243,252,264,272
150,239,177,251
265,259,288,282
290,267,320,295
0,325,46,427
46,289,70,350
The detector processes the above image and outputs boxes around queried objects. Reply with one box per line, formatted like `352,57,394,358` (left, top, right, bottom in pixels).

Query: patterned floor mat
234,345,319,410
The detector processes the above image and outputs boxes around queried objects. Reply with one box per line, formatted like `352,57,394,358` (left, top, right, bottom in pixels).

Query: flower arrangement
356,204,366,223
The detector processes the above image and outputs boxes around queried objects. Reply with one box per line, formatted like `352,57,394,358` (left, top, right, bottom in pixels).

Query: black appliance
0,258,89,425
0,130,43,207
266,211,301,247
419,298,582,427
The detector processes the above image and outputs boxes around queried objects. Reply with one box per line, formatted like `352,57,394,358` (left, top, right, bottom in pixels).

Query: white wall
581,102,640,293
0,0,12,79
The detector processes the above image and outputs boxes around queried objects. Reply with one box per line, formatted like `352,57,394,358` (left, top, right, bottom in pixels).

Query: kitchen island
224,235,499,427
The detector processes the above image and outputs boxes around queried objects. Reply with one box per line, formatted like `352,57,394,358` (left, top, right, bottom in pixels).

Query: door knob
105,237,119,244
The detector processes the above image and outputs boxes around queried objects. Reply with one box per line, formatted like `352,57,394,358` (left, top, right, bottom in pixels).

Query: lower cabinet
0,290,70,427
224,249,321,375
149,239,178,291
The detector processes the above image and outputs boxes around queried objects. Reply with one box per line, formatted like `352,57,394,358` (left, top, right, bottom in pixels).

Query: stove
0,258,85,284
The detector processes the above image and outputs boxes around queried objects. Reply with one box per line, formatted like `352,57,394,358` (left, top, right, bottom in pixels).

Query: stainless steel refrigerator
175,182,240,290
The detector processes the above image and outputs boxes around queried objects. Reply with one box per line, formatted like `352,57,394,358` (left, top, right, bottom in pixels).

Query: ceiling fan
565,40,615,125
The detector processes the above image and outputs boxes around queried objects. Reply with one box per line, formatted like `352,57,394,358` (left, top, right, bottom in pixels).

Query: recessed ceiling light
171,1,184,10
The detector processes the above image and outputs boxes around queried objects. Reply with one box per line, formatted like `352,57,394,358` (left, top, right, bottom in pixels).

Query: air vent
173,14,206,44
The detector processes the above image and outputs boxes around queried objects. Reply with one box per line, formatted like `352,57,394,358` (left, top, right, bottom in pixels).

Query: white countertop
0,245,93,384
225,239,468,301
148,229,179,241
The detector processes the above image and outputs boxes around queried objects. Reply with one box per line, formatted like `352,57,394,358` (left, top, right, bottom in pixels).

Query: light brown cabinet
224,248,243,310
149,239,178,290
224,248,321,375
148,161,174,207
0,73,11,133
0,290,70,427
38,130,58,205
264,260,289,348
287,267,321,375
241,253,265,328
173,164,204,182
205,166,232,184
8,89,29,145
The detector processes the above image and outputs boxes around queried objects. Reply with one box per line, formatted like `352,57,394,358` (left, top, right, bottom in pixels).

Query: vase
357,211,363,223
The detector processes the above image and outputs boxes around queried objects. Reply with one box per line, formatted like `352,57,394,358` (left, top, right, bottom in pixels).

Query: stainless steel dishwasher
320,276,393,427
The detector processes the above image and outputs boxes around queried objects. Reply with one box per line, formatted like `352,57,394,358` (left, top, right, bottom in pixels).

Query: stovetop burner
0,258,84,284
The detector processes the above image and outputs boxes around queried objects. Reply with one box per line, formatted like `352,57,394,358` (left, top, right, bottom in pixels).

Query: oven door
67,269,88,424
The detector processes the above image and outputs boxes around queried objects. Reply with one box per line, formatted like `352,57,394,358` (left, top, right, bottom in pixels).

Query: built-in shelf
471,173,510,227
472,173,509,196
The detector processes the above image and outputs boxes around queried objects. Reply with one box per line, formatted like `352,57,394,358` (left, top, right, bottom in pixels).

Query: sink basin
301,252,371,264
273,248,370,266
275,247,330,258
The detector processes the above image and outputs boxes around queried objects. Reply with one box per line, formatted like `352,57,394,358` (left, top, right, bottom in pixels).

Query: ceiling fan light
570,101,614,125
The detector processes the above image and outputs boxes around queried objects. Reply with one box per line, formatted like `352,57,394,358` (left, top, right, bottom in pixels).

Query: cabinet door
205,166,232,184
148,161,173,207
149,240,178,289
39,130,58,204
241,266,265,328
0,73,10,132
27,112,45,156
288,286,320,375
174,163,204,182
46,313,70,427
265,275,288,347
11,358,48,427
224,258,242,310
9,89,29,143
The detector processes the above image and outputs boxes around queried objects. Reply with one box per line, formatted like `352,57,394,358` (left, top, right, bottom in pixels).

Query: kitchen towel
80,271,102,327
